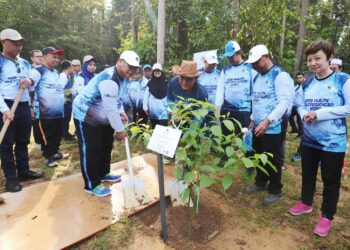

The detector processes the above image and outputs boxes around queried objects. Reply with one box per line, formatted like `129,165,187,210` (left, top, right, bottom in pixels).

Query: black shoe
53,152,69,161
45,157,58,168
18,170,44,181
5,179,22,192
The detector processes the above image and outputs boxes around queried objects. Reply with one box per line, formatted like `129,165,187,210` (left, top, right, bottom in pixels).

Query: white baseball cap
0,29,23,41
83,55,95,64
204,52,218,64
71,59,81,66
120,50,140,67
330,58,342,66
246,45,269,64
152,63,162,71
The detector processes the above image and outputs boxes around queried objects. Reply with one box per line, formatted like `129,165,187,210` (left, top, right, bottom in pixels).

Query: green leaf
180,188,190,202
235,137,243,148
199,175,214,189
225,146,235,157
199,164,216,173
174,167,183,180
226,165,237,174
212,157,221,166
210,125,222,138
242,158,254,168
184,172,194,183
256,164,269,176
176,148,187,161
259,154,268,165
222,175,233,190
223,120,234,132
224,158,237,168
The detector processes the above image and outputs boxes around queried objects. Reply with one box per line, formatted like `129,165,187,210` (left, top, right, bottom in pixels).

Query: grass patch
70,216,138,250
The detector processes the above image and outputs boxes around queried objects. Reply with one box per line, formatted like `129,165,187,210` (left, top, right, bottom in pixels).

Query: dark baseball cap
42,47,64,56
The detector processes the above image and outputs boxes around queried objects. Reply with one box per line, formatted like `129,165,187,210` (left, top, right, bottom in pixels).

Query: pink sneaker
314,215,332,237
288,201,313,215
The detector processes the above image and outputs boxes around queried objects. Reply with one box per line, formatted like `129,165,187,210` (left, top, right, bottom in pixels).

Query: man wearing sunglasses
0,28,43,192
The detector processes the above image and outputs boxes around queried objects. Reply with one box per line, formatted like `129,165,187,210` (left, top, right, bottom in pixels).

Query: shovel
122,137,150,208
0,88,25,144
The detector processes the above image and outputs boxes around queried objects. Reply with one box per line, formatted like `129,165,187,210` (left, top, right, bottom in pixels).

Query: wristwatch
267,117,274,124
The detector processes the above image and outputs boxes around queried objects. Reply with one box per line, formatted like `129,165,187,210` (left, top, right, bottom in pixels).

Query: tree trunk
157,0,165,64
132,0,139,45
279,10,287,59
232,0,240,30
293,0,309,76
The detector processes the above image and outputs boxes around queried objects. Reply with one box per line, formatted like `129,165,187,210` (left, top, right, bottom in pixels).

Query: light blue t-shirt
138,77,150,109
215,62,254,112
297,72,350,152
0,55,31,113
73,66,125,132
30,66,64,119
252,65,294,134
197,68,220,104
128,79,141,108
143,87,169,120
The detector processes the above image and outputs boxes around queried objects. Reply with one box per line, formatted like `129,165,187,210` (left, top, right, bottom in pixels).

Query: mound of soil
134,198,224,249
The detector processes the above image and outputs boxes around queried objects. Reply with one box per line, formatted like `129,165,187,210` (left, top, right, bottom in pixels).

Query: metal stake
157,153,167,241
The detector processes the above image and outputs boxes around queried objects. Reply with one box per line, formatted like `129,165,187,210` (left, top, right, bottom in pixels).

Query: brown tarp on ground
0,153,172,250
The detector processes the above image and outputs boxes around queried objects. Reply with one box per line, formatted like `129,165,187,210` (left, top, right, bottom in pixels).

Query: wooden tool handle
0,88,25,144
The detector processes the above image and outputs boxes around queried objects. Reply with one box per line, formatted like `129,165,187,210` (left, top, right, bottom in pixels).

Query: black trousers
74,119,114,190
253,132,284,194
289,106,303,135
0,100,31,180
135,107,148,125
63,102,72,137
300,145,344,220
40,118,63,158
220,109,251,136
150,119,168,129
32,119,42,145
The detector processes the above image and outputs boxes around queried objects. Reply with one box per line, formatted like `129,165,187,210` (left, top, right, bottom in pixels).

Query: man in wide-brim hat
167,60,208,107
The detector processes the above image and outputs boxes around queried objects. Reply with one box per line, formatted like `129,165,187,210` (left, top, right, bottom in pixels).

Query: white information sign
193,49,218,70
147,125,182,158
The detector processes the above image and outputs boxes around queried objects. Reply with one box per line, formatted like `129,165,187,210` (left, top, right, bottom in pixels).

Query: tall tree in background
157,0,165,64
294,0,309,75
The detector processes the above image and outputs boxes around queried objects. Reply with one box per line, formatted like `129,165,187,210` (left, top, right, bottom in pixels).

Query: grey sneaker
244,183,266,194
263,193,282,205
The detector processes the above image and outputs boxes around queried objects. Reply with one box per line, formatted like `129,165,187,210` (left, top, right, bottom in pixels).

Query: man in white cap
197,51,220,105
216,41,256,136
72,50,139,197
0,28,43,192
71,59,81,78
244,44,294,205
330,58,342,72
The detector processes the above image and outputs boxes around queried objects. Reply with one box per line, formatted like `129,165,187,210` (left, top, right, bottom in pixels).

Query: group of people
0,27,349,238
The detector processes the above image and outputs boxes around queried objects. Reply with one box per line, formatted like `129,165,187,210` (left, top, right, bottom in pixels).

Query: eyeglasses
179,76,195,82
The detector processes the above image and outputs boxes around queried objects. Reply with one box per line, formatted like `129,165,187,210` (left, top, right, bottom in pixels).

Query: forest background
0,0,349,75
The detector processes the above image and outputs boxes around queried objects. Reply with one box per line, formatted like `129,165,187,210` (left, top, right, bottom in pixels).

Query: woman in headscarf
72,55,97,97
143,63,170,129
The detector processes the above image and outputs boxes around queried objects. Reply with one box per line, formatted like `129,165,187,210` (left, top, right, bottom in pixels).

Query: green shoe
85,184,111,197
